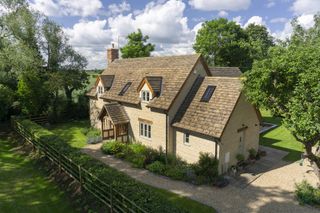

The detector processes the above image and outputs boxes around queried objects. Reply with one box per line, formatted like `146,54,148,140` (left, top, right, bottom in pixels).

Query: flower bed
101,141,220,185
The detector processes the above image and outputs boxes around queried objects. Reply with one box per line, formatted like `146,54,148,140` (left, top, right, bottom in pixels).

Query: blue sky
27,0,320,69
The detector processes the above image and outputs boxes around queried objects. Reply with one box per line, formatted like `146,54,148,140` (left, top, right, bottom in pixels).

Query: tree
120,29,155,58
41,19,88,108
0,84,14,120
243,15,320,169
244,24,274,62
193,18,251,71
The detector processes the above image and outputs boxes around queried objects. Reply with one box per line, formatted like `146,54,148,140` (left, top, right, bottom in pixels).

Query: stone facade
88,54,260,174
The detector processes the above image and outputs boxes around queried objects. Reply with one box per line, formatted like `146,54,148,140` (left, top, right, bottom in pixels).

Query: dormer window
97,86,104,95
141,90,150,102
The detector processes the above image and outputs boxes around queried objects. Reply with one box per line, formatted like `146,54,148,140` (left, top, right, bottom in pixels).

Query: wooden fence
11,118,146,213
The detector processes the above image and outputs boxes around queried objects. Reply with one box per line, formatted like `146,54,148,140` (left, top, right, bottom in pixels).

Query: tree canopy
120,29,155,58
194,18,274,72
243,15,320,168
0,0,88,120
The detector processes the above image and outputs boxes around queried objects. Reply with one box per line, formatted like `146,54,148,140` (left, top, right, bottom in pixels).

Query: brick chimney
107,43,119,65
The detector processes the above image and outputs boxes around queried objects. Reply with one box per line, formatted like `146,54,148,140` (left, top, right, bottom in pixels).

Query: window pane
146,92,150,101
148,125,151,138
144,124,148,136
142,91,146,100
140,123,143,136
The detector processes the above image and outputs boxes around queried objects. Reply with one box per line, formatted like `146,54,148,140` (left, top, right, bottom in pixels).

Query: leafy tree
0,84,14,120
41,19,88,107
193,18,251,71
243,15,320,169
244,24,274,62
17,70,50,115
120,29,155,58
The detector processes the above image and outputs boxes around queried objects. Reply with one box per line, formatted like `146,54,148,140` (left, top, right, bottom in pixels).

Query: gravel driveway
82,144,319,213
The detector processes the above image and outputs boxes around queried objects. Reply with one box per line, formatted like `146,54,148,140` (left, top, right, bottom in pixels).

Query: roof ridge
112,53,201,62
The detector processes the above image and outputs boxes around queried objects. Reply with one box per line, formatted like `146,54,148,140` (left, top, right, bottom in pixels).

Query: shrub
130,143,147,154
86,128,101,138
101,141,125,155
164,165,187,180
146,161,166,174
17,119,185,213
236,154,245,162
195,153,219,183
127,154,146,168
295,180,320,206
248,148,257,159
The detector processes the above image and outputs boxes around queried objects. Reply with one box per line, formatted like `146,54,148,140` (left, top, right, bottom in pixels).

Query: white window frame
97,86,104,96
141,90,150,102
183,133,190,145
139,122,151,139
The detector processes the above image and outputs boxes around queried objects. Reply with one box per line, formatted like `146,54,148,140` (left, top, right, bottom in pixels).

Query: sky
25,0,320,69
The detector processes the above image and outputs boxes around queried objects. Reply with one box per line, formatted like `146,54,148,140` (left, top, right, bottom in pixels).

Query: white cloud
65,0,199,69
64,20,112,69
108,1,131,16
218,10,228,17
189,0,251,11
291,0,320,15
244,16,266,28
272,14,315,40
108,0,194,44
266,0,276,8
270,17,288,23
29,0,103,17
233,16,242,26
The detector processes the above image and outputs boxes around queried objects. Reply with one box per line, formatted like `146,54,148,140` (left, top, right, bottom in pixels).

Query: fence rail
11,118,146,213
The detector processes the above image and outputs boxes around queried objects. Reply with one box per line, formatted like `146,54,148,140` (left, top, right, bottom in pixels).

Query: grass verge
0,134,76,213
260,109,304,161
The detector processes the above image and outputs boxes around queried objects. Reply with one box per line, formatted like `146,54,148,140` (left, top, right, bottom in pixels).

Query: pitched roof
146,76,162,95
98,54,208,110
172,76,242,139
210,67,242,77
86,87,97,98
100,75,114,89
98,103,129,125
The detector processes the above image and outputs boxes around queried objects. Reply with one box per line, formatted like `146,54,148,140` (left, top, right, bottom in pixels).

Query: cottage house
87,47,261,173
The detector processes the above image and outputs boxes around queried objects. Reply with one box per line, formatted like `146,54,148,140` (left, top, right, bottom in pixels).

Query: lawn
49,120,216,212
49,120,90,148
0,135,76,213
260,109,304,161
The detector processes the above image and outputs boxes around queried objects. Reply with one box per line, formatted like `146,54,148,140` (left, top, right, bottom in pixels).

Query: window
183,133,190,144
141,90,150,102
200,86,216,102
119,82,132,96
139,122,151,139
97,86,104,95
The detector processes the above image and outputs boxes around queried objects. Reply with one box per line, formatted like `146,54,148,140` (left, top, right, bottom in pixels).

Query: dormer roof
96,54,210,110
137,76,162,97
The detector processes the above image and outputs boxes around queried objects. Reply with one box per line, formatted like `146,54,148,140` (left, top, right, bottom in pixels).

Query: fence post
78,165,82,191
110,186,113,213
58,152,61,173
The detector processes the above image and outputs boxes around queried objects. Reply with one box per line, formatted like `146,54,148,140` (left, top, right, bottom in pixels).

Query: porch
98,103,130,142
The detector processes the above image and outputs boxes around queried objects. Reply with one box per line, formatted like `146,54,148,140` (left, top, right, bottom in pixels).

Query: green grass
260,109,304,161
0,135,76,213
49,120,90,148
154,188,216,213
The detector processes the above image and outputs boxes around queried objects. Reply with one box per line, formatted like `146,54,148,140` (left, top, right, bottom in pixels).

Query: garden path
82,143,318,213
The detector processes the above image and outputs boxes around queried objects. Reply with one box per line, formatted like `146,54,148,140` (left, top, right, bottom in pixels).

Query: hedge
18,119,186,213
